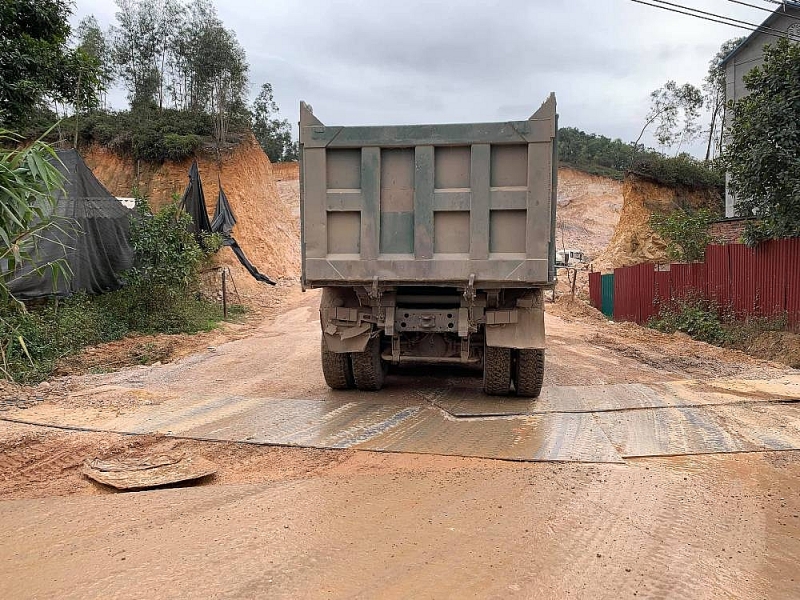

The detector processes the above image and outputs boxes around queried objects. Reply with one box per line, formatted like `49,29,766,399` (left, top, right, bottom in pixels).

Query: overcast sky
69,0,779,155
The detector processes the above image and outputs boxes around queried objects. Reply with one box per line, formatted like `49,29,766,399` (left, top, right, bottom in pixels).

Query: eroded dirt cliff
83,136,300,299
595,174,721,269
556,167,623,259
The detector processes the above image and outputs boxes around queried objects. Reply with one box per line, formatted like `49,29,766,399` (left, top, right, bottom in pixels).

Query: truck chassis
319,282,545,396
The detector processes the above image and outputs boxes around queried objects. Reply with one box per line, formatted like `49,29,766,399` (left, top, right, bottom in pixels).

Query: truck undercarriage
319,284,545,396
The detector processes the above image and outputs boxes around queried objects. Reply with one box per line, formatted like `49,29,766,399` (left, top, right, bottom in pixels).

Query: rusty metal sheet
357,409,624,463
83,455,216,491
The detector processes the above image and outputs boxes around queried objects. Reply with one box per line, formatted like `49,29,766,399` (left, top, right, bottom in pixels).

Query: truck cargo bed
300,96,558,288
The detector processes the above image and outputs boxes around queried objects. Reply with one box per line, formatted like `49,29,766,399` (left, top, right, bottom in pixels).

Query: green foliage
1,197,227,382
252,83,298,163
558,127,724,191
0,131,71,308
75,108,215,161
631,153,725,191
127,197,207,291
724,38,800,245
115,197,222,333
558,127,633,179
162,134,203,161
649,297,727,345
722,314,788,350
0,0,104,128
635,81,704,151
650,208,717,262
111,0,249,145
703,37,745,161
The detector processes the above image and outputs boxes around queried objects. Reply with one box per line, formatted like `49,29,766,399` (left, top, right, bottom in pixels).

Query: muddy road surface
1,286,799,599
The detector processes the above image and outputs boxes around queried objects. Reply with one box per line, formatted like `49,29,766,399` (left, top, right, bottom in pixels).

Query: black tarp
179,162,275,285
211,179,237,235
180,161,212,235
7,150,134,299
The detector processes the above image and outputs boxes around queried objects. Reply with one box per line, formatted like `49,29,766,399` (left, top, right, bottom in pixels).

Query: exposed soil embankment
556,167,623,259
595,174,721,269
83,136,300,298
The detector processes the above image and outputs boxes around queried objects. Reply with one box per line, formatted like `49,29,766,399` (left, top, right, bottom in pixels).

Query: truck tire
351,335,387,391
320,338,355,390
483,346,512,396
515,349,545,398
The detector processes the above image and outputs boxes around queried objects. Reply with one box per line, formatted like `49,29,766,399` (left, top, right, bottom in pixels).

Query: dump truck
299,95,558,396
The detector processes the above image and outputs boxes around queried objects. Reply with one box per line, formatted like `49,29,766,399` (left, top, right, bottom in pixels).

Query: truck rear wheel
351,335,387,391
320,338,355,390
514,349,545,398
483,346,512,396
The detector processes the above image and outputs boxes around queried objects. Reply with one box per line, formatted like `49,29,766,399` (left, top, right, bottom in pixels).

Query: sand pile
595,174,721,270
83,136,300,300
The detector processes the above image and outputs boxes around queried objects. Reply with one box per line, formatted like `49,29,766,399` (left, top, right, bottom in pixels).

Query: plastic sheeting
179,161,275,285
211,180,237,235
6,150,134,299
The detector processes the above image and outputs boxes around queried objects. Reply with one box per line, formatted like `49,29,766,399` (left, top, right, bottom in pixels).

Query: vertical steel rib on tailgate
299,96,558,289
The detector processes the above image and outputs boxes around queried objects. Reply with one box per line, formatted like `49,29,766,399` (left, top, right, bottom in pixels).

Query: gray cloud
74,0,766,155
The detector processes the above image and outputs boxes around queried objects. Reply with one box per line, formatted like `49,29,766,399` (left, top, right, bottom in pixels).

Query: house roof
719,1,800,67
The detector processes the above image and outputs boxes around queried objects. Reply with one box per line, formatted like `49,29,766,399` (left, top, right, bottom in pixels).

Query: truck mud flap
485,306,545,349
323,325,371,353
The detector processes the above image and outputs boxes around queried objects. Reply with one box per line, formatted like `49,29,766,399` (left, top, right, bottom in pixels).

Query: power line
725,0,800,23
628,0,798,40
654,0,791,34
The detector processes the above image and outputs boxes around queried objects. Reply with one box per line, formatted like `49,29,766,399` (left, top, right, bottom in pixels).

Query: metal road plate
436,381,797,418
8,377,800,464
435,384,668,417
177,399,422,449
357,409,624,463
595,404,800,458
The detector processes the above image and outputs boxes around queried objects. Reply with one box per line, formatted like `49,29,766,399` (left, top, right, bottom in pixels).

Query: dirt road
1,287,799,599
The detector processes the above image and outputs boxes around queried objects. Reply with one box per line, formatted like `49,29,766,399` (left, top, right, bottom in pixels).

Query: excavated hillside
83,136,300,300
556,167,623,259
260,164,624,265
595,174,722,269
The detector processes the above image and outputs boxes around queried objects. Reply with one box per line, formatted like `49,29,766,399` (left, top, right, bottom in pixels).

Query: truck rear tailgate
300,95,558,288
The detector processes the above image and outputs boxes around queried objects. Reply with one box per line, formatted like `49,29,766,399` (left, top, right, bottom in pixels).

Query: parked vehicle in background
299,95,558,396
555,249,585,267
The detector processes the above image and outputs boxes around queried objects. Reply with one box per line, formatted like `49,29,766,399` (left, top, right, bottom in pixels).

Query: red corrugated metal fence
588,240,800,330
589,271,601,310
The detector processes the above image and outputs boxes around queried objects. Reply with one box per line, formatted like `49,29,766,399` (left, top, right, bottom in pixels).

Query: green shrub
557,127,724,192
649,297,727,345
721,314,788,349
650,208,717,262
69,107,222,162
163,134,203,161
0,294,128,382
1,197,226,382
631,153,724,191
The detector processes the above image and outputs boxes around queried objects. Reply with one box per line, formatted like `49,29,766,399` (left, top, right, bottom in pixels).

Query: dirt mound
83,136,300,300
746,331,800,369
546,295,606,323
595,174,721,270
556,168,623,259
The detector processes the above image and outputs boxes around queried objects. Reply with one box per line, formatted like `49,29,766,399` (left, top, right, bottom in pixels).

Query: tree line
0,0,297,163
